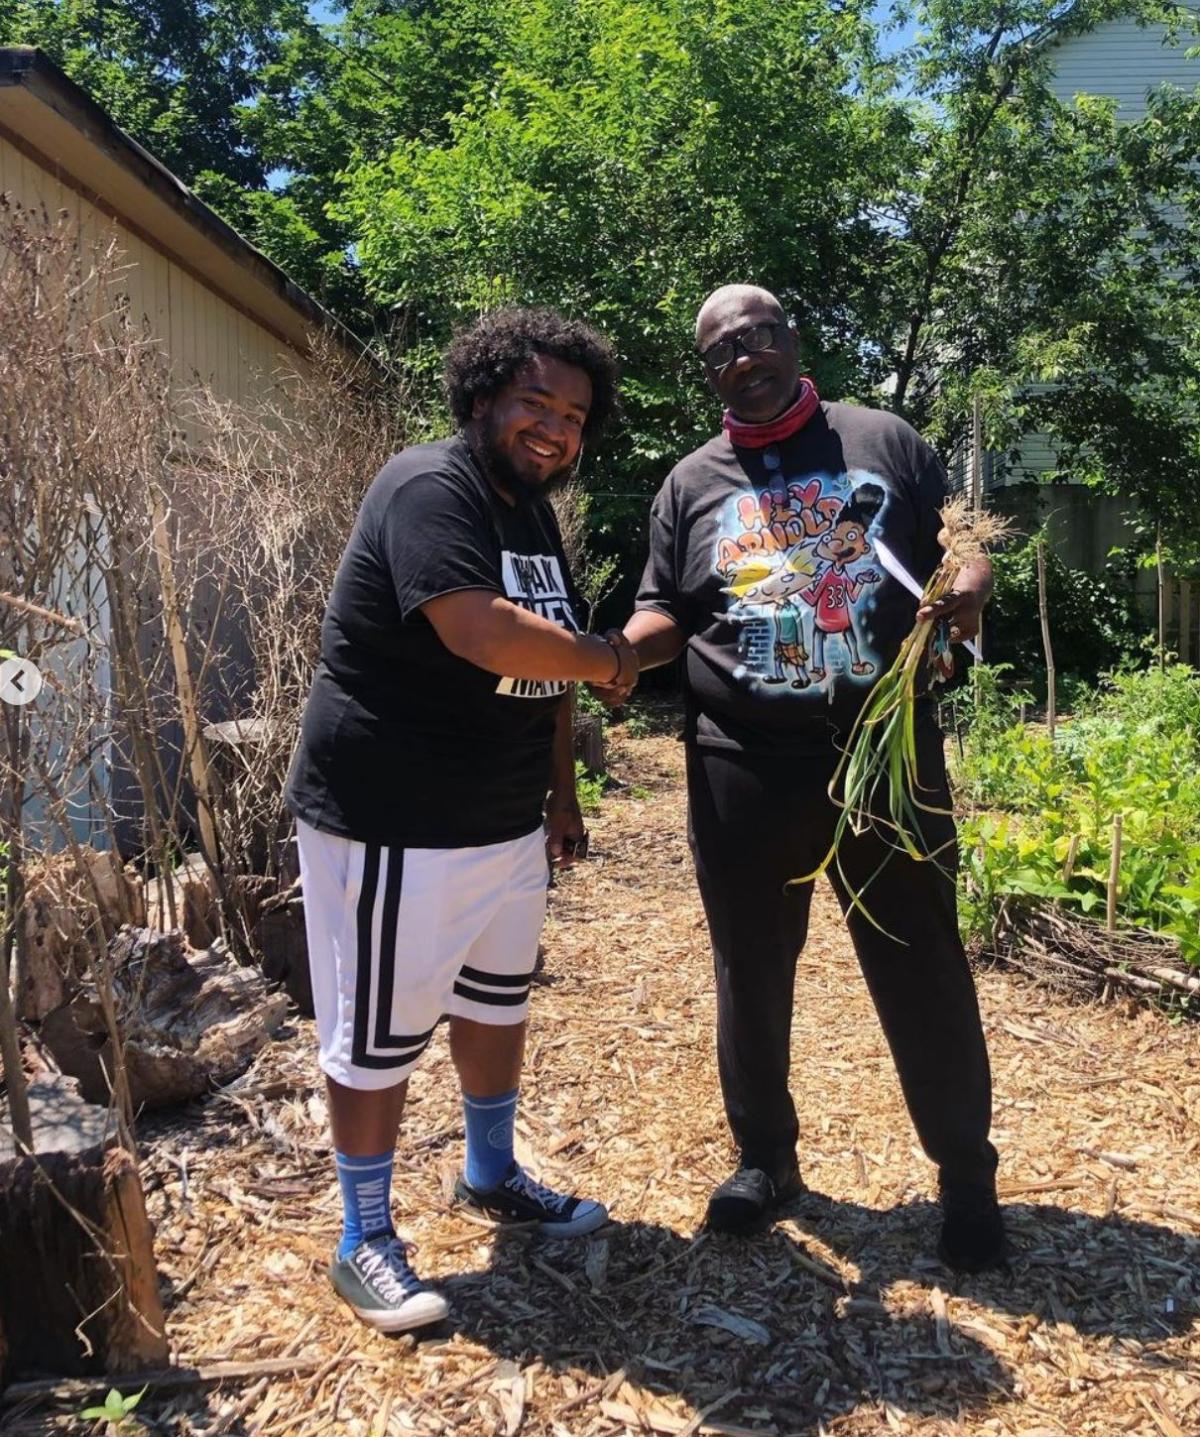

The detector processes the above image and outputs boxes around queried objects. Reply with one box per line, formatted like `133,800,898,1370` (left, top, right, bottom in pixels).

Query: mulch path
8,712,1199,1436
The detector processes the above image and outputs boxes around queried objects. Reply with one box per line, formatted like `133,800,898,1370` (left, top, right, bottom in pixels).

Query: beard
475,412,576,505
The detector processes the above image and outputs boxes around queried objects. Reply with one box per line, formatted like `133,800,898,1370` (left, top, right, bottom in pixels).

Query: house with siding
956,7,1200,657
0,46,352,411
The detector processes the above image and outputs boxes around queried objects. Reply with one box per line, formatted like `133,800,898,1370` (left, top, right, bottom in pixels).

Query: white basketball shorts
296,819,548,1091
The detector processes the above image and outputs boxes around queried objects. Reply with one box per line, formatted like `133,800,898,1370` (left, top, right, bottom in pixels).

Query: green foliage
986,538,1143,695
15,0,1200,560
879,4,1200,550
574,758,606,814
2,2,306,189
335,0,892,522
957,665,1200,965
79,1383,146,1431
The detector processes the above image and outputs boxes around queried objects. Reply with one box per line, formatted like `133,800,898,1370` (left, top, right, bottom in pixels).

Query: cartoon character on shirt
721,550,817,689
800,482,885,680
715,483,844,577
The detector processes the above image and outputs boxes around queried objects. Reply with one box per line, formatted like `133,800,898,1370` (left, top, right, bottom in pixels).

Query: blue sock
334,1150,394,1259
463,1089,519,1190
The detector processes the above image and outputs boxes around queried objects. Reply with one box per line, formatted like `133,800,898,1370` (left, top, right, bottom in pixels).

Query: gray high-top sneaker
329,1233,448,1332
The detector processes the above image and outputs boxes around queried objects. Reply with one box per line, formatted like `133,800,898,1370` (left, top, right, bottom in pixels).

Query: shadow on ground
441,1188,1198,1433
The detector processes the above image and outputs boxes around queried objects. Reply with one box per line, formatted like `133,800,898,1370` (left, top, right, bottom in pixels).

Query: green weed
574,760,606,815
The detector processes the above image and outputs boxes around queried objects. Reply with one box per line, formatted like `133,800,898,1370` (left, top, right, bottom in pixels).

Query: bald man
607,285,1005,1271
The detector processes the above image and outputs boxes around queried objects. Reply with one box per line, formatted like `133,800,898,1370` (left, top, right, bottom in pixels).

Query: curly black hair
444,307,620,442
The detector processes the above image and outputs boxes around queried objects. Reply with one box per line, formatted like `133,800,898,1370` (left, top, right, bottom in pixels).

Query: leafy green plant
958,665,1200,965
616,706,651,740
574,759,606,815
79,1384,147,1433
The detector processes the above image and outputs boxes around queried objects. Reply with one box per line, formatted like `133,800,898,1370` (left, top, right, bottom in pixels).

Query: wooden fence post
0,703,32,1156
1106,813,1123,936
1036,539,1056,740
971,393,985,663
148,486,219,869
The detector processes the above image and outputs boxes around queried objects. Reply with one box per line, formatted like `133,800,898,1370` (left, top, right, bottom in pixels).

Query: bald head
694,284,799,425
695,285,785,347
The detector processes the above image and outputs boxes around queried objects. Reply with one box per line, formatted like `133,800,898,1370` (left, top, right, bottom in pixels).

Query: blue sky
872,2,920,55
309,3,919,48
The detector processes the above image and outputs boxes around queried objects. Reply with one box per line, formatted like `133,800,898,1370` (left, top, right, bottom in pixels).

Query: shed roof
0,45,361,359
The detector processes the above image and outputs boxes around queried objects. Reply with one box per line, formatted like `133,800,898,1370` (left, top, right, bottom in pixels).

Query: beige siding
0,127,306,430
1048,6,1200,119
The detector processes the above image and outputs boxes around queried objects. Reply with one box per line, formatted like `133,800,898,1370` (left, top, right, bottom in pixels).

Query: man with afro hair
286,308,633,1333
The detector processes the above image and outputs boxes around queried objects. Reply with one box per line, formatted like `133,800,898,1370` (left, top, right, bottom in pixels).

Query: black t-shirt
284,435,581,847
636,402,946,752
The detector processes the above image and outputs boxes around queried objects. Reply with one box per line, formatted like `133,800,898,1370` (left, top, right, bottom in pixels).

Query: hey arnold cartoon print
716,449,888,698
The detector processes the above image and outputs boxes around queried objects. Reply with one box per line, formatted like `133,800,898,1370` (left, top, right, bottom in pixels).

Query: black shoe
454,1161,608,1238
705,1162,804,1234
938,1176,1007,1272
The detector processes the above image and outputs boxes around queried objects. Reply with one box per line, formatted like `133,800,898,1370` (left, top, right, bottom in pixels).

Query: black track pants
686,728,997,1186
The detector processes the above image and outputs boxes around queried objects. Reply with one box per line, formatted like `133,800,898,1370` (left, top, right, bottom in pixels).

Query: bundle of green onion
791,498,1013,938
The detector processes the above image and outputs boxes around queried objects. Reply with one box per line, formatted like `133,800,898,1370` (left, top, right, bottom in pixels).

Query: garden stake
1037,539,1056,740
1062,833,1081,885
1107,813,1123,936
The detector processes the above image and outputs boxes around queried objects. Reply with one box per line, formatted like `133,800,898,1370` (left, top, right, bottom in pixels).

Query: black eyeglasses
700,322,779,371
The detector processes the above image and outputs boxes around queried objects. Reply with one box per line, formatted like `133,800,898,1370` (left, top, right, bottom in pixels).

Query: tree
335,0,896,540
0,0,373,314
2,1,307,188
872,2,1200,546
10,1,1200,551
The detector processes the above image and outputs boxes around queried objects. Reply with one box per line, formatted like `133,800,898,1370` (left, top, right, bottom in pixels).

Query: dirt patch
8,724,1198,1436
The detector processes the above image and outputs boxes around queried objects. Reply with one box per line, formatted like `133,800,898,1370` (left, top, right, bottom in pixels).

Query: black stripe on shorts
351,843,436,1069
453,980,531,1007
459,964,536,989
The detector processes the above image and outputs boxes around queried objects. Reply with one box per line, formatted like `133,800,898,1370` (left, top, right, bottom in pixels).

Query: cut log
573,712,605,773
144,852,219,951
0,1076,168,1381
253,880,314,1018
40,928,288,1110
18,850,145,1021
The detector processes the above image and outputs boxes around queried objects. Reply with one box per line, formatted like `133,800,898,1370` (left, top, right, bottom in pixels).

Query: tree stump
254,879,314,1018
0,1077,168,1381
40,927,288,1109
573,712,605,773
19,850,145,1021
202,716,288,874
144,853,219,950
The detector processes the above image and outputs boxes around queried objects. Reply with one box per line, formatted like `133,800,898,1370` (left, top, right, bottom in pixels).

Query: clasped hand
592,628,638,707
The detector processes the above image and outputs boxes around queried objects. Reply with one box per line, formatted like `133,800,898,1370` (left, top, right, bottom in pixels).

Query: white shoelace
357,1237,422,1302
505,1167,570,1214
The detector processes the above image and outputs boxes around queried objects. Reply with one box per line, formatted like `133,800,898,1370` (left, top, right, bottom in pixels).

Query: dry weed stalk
0,202,406,1151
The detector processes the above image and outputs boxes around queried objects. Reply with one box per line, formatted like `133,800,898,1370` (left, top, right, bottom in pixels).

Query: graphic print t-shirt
284,436,581,847
635,402,947,753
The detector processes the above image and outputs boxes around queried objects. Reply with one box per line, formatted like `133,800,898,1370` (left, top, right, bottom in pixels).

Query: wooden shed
0,45,354,408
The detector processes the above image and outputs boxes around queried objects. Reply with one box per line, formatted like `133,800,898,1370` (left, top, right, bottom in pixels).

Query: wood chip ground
9,717,1198,1436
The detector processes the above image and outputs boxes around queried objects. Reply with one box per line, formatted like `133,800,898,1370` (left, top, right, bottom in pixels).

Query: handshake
592,627,639,707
